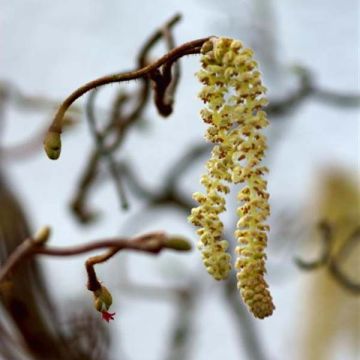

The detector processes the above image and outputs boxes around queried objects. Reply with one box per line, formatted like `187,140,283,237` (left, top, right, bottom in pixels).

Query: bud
33,226,51,245
44,130,61,160
93,285,113,312
164,236,192,251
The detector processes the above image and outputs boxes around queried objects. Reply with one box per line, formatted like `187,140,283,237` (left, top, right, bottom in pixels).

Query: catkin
189,37,274,318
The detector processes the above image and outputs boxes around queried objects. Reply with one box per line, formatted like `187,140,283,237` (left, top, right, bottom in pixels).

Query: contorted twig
43,35,209,160
0,229,191,289
0,227,191,322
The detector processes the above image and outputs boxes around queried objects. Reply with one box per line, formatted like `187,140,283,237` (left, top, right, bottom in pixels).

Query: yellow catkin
189,37,274,318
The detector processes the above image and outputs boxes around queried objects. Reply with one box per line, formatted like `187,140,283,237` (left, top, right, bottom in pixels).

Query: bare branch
44,37,209,159
0,231,191,286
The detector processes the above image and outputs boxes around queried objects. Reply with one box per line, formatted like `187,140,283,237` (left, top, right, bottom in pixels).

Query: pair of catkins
188,37,275,319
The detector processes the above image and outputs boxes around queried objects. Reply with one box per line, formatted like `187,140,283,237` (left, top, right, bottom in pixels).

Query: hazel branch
0,229,191,286
0,226,51,283
43,37,209,160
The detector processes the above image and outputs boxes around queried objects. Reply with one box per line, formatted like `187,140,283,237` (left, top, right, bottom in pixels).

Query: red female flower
101,311,116,323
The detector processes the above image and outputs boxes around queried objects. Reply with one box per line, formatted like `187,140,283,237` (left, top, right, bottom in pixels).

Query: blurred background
0,1,359,359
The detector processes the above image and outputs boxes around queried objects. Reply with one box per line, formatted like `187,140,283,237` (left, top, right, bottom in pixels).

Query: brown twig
148,21,181,117
158,17,181,115
44,37,208,160
0,231,191,287
84,231,167,292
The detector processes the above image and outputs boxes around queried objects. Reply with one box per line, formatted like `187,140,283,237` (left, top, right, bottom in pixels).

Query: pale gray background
1,1,359,359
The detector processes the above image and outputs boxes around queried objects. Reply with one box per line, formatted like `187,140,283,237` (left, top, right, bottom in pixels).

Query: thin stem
149,19,180,117
86,247,119,291
86,89,129,209
84,232,166,291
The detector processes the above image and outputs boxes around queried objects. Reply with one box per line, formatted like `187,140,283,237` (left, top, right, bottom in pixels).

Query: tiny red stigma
101,311,116,323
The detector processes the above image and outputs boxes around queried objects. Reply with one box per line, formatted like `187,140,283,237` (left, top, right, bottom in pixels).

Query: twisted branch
0,231,191,293
43,36,208,160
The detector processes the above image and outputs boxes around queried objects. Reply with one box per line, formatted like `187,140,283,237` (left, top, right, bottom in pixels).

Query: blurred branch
0,176,73,360
164,285,197,360
0,80,81,114
0,321,28,360
295,221,332,270
329,226,360,294
117,273,199,360
115,142,210,212
295,222,360,294
70,13,183,223
0,80,80,161
83,13,183,209
267,66,313,117
86,89,129,210
224,275,268,360
267,65,360,117
314,88,360,108
95,141,208,235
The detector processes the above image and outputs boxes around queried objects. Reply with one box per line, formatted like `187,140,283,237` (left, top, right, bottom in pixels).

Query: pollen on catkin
189,37,275,318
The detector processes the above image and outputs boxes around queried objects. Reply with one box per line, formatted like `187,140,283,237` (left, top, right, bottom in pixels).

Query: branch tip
44,131,61,160
33,226,51,245
164,236,192,251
